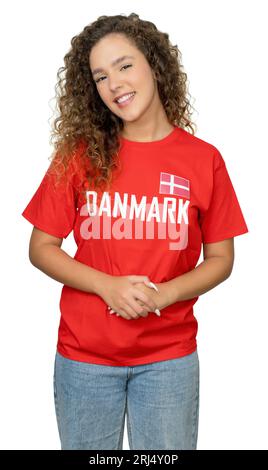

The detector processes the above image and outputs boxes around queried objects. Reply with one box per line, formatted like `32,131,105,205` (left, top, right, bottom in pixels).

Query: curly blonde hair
48,12,197,201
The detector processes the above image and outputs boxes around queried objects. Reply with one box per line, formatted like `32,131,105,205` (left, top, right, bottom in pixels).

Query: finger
146,281,159,292
116,304,135,320
137,301,160,317
132,287,156,312
127,275,150,284
135,300,160,317
123,302,140,320
109,307,132,320
116,310,132,320
128,298,148,318
108,305,130,319
112,311,120,317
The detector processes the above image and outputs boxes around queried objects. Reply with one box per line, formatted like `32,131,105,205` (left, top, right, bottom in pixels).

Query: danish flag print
159,172,190,199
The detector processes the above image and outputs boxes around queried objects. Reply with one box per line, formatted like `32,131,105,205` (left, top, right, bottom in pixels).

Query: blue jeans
53,349,199,450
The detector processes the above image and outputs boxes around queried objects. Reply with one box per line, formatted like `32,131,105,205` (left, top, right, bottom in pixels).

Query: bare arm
134,238,235,310
160,238,235,306
27,227,157,319
28,227,110,294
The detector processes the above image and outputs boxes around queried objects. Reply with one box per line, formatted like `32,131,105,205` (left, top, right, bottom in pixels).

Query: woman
21,13,249,450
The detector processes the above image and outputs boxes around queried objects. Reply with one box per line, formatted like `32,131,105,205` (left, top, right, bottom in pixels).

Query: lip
114,92,136,108
113,91,135,103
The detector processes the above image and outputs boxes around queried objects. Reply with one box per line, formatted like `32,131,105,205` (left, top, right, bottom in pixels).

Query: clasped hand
99,274,168,320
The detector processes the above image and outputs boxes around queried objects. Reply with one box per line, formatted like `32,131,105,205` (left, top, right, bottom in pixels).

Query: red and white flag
159,172,190,198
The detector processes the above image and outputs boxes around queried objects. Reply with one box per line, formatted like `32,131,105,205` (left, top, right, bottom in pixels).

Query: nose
110,85,123,96
108,76,124,94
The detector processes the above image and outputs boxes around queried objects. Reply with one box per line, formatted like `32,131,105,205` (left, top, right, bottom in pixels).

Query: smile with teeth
116,92,135,104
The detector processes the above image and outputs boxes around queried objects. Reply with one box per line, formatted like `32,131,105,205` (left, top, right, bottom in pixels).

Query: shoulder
178,127,225,168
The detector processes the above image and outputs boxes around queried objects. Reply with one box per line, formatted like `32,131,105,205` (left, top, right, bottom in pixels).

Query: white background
1,0,267,450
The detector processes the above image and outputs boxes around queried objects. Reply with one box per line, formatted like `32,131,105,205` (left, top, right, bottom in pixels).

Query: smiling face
89,33,164,131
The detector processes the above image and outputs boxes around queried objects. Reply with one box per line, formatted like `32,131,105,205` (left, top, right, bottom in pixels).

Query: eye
95,64,132,84
121,64,132,71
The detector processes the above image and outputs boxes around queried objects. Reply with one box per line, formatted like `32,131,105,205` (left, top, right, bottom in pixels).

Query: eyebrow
91,55,135,77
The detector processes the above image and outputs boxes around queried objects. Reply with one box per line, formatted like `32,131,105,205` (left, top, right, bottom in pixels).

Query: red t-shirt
21,126,249,366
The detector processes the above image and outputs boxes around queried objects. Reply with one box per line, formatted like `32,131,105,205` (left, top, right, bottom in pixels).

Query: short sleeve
21,160,77,239
199,149,249,243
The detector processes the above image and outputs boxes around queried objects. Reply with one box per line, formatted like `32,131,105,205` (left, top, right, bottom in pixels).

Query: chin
121,110,142,121
112,113,139,123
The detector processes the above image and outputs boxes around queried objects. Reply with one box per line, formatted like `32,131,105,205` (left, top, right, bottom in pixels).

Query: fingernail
149,282,159,292
154,309,161,316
